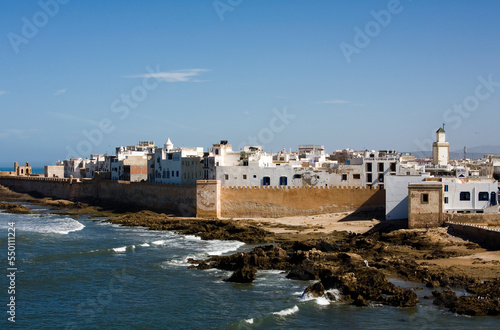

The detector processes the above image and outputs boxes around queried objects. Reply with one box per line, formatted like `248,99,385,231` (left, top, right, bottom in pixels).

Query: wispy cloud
54,88,67,96
0,128,39,139
0,90,8,95
126,69,209,83
314,99,350,104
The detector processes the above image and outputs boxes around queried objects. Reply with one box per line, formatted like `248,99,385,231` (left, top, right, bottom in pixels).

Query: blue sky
1,0,499,166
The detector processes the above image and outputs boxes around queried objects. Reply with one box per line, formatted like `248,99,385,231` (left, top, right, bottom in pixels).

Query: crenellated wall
0,177,385,219
220,185,385,218
0,176,196,216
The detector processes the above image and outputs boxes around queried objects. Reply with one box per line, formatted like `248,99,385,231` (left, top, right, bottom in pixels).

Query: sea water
0,204,498,329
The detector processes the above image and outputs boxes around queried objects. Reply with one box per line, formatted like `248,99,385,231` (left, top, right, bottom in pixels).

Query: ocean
0,204,498,329
0,167,45,175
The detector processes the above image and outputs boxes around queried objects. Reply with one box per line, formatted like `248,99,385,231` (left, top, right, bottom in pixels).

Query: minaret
165,138,173,152
432,125,449,166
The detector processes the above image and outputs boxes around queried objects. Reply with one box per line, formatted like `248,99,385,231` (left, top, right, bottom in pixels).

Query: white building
153,138,204,185
207,141,366,187
385,173,430,220
110,141,156,182
63,158,90,179
442,177,498,213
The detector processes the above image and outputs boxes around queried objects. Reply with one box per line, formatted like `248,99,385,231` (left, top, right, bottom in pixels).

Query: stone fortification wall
0,178,385,219
220,185,385,218
444,213,500,226
97,180,196,216
446,222,500,250
0,177,197,216
0,176,96,200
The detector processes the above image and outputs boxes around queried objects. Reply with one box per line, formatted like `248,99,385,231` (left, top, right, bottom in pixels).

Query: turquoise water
0,204,499,329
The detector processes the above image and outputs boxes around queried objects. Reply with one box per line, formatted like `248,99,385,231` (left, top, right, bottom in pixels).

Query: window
253,175,257,178
478,192,489,201
216,162,219,166
215,149,219,155
341,174,348,181
378,163,384,172
444,185,448,192
262,177,271,186
422,193,429,204
460,191,471,201
390,163,396,172
293,174,302,179
367,173,372,183
176,171,179,177
366,163,372,172
224,174,229,180
243,175,247,179
353,174,361,180
279,176,287,186
491,192,497,206
378,173,384,182
444,197,449,204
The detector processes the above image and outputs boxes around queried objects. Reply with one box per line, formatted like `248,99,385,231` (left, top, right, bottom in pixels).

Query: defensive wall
445,222,500,250
0,177,386,219
0,176,197,216
219,185,385,218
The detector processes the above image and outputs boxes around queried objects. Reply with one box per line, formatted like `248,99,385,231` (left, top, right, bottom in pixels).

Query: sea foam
113,246,127,253
273,305,299,317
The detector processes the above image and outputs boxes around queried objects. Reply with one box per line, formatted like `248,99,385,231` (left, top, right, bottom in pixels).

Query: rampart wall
0,177,197,216
444,213,500,226
446,222,500,250
220,185,385,218
0,178,386,219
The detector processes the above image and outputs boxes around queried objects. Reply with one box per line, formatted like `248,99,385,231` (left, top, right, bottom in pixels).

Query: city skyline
1,1,500,166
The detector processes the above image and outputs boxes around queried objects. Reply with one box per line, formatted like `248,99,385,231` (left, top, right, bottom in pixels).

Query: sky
1,0,499,166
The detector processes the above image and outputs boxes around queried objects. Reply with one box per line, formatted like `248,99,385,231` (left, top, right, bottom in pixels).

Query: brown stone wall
0,176,96,200
0,177,196,216
196,180,221,218
408,183,444,229
220,186,385,218
444,213,500,226
446,223,500,250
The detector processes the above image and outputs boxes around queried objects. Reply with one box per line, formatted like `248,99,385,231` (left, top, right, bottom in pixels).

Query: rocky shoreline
1,184,499,316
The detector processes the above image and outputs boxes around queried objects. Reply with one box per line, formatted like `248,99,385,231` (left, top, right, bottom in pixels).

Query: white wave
314,296,330,306
205,240,245,256
300,288,342,305
183,235,201,241
245,318,254,324
152,240,166,245
162,255,198,267
273,305,299,317
325,289,342,301
113,246,127,253
131,245,135,249
140,243,150,247
2,215,85,235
